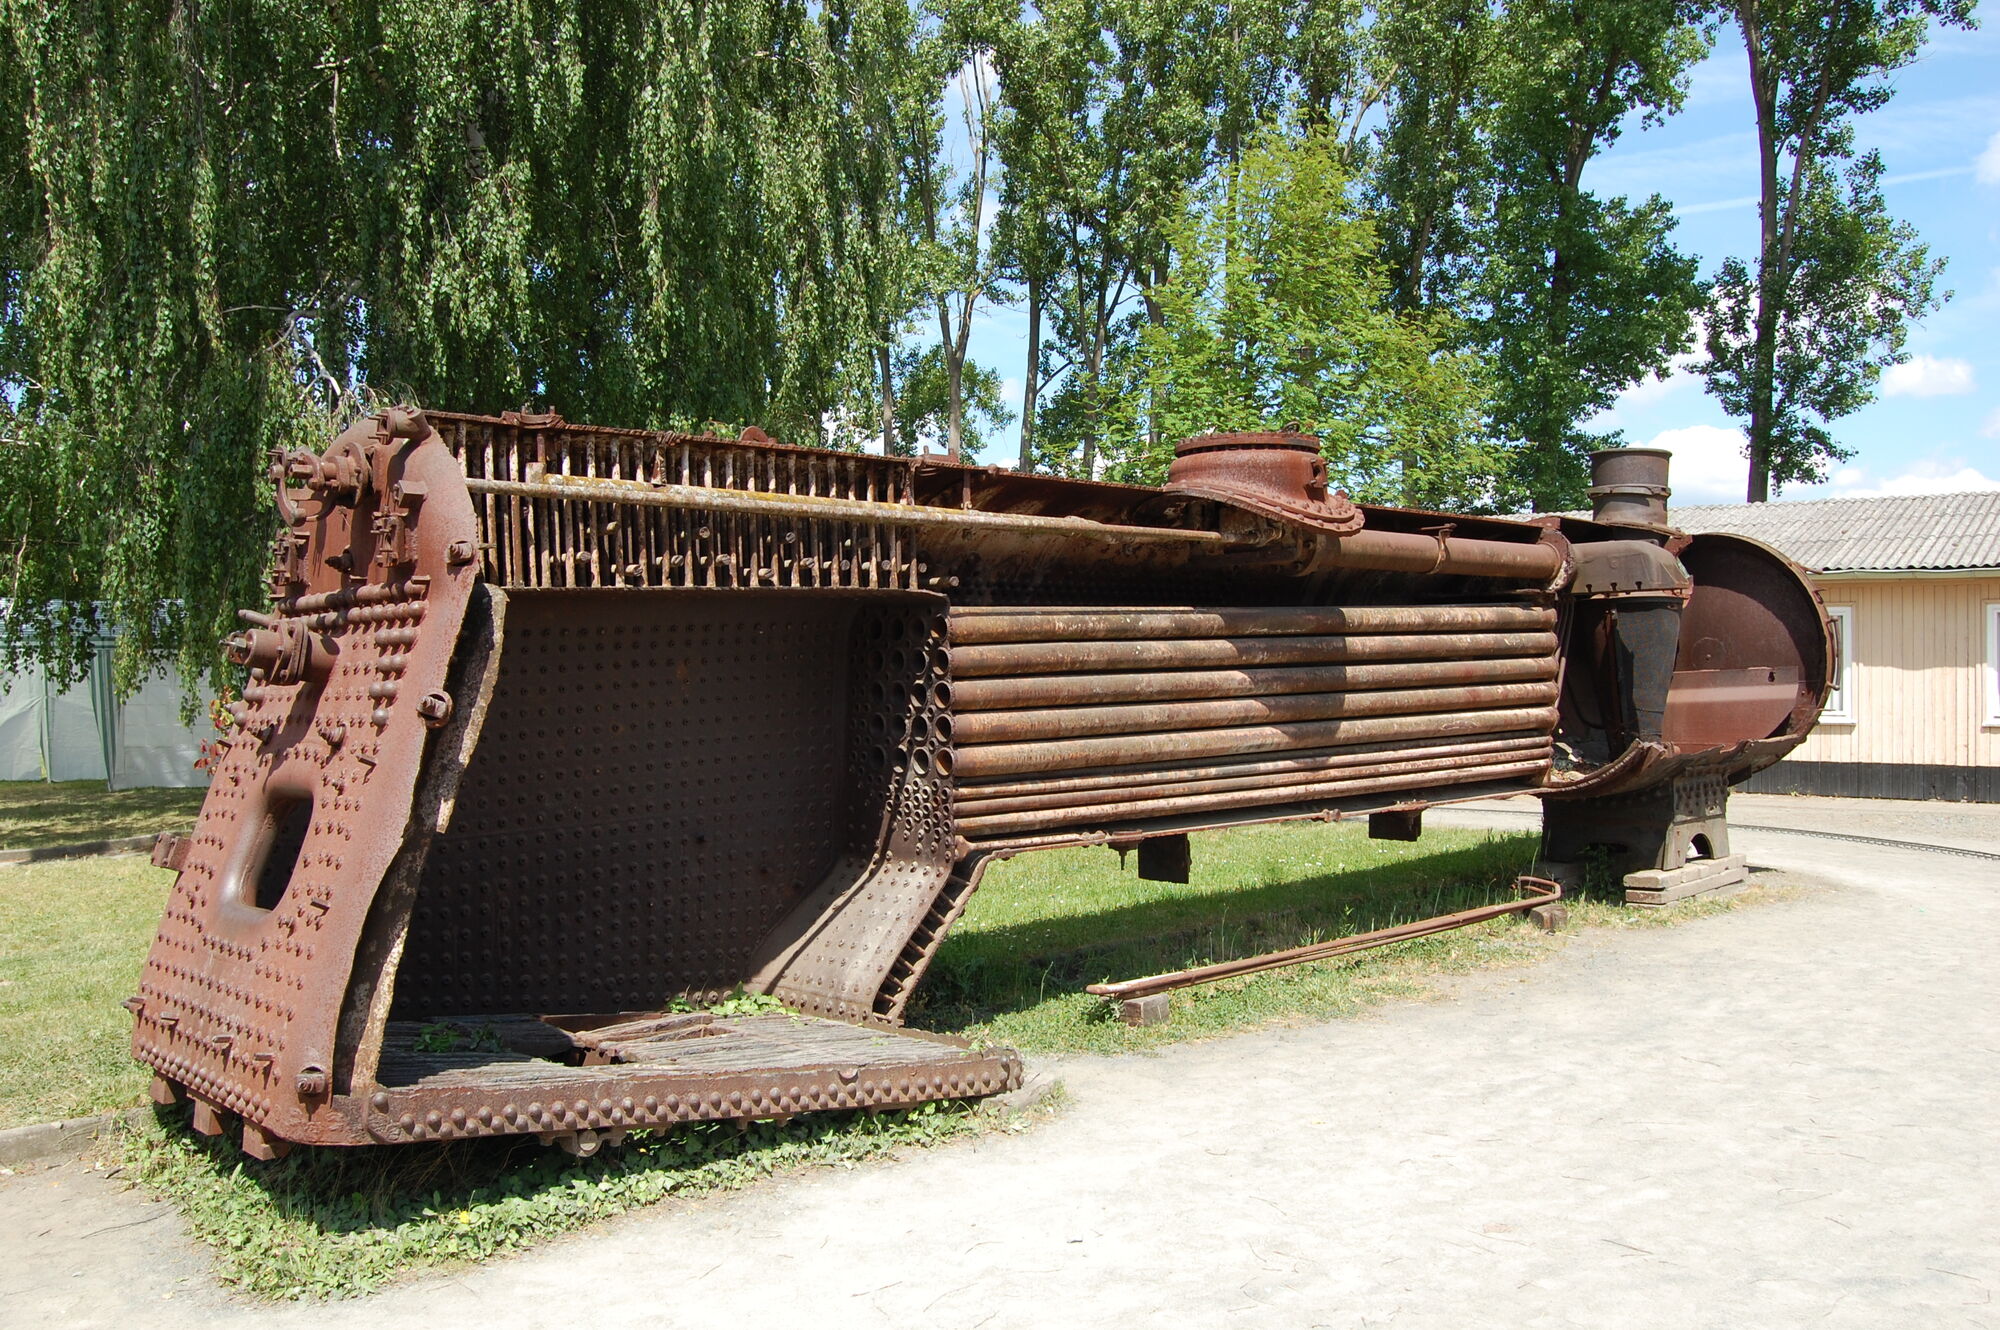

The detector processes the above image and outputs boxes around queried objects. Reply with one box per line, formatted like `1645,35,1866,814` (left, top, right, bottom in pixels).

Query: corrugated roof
1662,490,2000,572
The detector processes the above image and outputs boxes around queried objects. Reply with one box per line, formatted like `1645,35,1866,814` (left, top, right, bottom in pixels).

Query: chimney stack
1588,447,1672,530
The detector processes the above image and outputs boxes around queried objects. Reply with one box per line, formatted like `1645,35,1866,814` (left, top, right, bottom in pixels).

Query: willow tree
0,0,914,699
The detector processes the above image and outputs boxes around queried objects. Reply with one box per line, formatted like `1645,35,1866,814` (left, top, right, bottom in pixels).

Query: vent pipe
1588,447,1672,530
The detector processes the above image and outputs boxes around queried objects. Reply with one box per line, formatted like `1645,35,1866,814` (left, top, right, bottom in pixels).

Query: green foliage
665,986,792,1017
1704,152,1945,496
916,823,1548,1053
0,0,925,698
1105,128,1503,509
1480,0,1709,509
124,1101,979,1300
412,1022,506,1055
1704,0,1971,500
888,345,1016,457
0,0,1974,662
1368,0,1500,361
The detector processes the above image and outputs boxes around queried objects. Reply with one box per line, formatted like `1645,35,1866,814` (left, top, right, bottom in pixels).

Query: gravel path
4,798,1995,1330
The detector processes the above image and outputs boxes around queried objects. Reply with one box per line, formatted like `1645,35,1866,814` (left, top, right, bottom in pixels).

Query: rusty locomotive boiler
129,409,1833,1157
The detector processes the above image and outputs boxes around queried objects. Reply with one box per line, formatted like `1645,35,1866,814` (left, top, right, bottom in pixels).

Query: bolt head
416,691,454,727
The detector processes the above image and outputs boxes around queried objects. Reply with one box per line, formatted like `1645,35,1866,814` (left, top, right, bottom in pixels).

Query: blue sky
957,17,2000,504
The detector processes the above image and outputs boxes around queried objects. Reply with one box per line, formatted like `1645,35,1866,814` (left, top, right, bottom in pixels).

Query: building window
1986,603,2000,728
1822,605,1854,724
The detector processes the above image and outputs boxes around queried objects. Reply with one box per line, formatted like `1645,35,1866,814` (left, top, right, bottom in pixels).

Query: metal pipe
949,654,1557,712
464,474,1226,548
1084,877,1565,1000
1312,529,1563,580
954,729,1555,800
947,603,1555,644
947,630,1560,678
955,757,1551,836
950,704,1561,779
952,741,1554,816
951,680,1561,745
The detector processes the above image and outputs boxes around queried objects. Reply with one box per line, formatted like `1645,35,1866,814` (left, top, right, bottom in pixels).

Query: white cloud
1644,424,1750,503
1618,363,1700,410
1813,460,2000,498
1974,128,2000,185
1881,354,1977,398
1586,130,1759,202
1592,339,1705,430
1873,466,2000,495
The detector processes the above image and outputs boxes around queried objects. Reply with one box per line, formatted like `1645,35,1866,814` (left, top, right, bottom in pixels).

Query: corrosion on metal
1084,876,1566,1002
124,412,1833,1152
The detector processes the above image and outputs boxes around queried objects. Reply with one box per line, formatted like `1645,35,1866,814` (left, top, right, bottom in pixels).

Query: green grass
122,1100,1009,1300
0,855,172,1128
913,821,1763,1054
0,779,207,850
1,815,1775,1302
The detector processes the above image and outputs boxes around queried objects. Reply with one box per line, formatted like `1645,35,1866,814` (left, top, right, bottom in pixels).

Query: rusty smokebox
1588,447,1672,530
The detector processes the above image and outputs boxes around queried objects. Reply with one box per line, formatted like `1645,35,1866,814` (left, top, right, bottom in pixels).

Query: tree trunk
1020,275,1041,472
1080,294,1108,478
1742,0,1777,504
937,300,963,459
878,338,898,456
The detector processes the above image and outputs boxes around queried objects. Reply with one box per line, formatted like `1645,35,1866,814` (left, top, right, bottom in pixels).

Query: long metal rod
952,740,1554,816
1084,877,1565,1000
951,680,1561,745
464,474,1227,547
953,729,1554,800
950,704,1561,779
947,631,1560,678
947,603,1556,644
948,654,1557,711
955,756,1551,835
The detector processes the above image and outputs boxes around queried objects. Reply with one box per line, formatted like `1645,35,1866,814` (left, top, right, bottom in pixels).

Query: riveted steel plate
395,590,859,1016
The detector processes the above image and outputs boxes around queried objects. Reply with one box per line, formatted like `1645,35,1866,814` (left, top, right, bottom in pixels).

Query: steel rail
1085,876,1565,1000
1449,804,2000,863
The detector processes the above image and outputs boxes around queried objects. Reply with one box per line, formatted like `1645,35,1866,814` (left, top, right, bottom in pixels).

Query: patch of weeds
1571,845,1625,901
412,1022,506,1055
668,987,790,1018
122,1099,980,1301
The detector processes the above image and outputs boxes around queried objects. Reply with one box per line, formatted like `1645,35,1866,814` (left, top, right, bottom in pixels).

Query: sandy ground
3,796,1995,1329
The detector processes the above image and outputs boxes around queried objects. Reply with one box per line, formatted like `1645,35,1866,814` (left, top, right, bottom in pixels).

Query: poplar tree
1482,0,1709,509
1703,0,1971,501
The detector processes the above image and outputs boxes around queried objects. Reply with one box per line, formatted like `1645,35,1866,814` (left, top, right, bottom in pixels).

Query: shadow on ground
912,835,1555,1032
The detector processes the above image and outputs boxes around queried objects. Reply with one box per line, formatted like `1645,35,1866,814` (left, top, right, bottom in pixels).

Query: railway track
1448,804,2000,863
